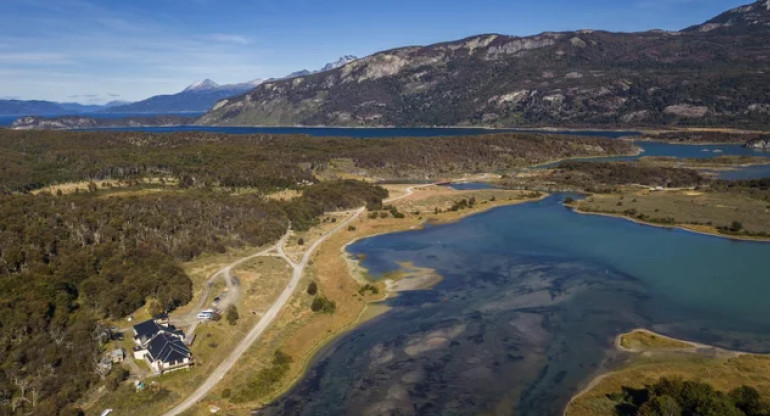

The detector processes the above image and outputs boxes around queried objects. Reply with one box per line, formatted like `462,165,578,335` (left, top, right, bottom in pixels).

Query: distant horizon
0,0,751,104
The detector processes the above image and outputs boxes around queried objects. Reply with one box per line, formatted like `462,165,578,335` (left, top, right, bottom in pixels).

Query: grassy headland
565,330,770,416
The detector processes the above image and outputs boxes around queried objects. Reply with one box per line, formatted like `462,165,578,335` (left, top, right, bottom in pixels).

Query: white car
197,312,213,320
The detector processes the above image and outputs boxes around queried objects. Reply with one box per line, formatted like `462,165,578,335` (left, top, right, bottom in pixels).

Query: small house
132,317,192,374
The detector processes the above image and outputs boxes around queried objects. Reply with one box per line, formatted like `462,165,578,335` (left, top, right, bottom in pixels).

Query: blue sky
0,0,751,103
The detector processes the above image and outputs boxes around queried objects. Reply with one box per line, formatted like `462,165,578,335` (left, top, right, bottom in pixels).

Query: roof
146,332,192,365
133,319,163,340
133,319,182,344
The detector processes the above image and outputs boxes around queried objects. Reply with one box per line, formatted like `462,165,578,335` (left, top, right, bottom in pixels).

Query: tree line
0,130,636,193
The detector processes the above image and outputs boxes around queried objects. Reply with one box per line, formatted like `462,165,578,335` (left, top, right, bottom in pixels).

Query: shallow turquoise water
261,194,770,416
538,140,770,179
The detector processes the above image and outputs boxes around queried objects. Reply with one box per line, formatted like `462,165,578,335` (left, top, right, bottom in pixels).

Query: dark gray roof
133,319,163,340
133,319,181,345
146,332,191,365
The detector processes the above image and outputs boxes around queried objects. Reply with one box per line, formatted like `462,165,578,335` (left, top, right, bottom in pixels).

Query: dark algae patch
259,195,770,416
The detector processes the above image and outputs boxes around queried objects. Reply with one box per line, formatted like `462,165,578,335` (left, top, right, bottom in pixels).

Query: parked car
197,312,214,320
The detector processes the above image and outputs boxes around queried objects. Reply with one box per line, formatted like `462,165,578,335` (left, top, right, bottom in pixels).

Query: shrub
226,305,239,325
307,281,318,295
311,296,336,313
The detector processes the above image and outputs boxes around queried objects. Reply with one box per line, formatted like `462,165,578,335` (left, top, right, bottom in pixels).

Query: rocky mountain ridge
199,0,770,129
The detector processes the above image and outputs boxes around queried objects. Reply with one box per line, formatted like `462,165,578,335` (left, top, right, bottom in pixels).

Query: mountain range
0,100,126,116
282,55,359,79
103,79,264,114
199,0,770,129
1,56,360,117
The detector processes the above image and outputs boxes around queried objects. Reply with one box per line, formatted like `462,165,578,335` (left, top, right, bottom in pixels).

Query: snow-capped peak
321,55,358,72
244,78,264,87
184,79,220,92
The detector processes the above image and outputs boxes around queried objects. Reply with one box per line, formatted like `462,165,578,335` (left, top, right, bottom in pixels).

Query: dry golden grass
566,329,770,416
32,177,177,195
578,188,770,239
263,189,303,201
566,354,770,416
618,329,694,351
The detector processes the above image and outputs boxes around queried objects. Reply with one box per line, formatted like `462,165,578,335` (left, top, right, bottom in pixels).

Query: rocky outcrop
199,1,770,129
745,137,770,150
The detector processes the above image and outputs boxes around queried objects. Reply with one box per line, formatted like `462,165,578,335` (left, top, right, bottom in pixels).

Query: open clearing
577,188,770,238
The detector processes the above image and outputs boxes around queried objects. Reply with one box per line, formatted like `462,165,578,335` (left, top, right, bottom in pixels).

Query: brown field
32,177,177,195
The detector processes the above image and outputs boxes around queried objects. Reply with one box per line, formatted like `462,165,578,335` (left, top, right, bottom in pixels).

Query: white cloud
0,2,273,103
208,33,252,45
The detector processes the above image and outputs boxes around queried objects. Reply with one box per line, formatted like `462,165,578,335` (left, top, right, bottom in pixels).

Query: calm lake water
80,125,637,139
538,141,770,179
442,182,500,191
261,194,770,416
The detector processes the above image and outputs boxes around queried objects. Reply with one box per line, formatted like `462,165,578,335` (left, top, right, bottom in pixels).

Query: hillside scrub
554,161,706,188
0,130,636,193
0,179,385,415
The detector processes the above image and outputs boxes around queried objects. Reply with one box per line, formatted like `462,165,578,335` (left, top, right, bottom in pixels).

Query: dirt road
162,208,364,416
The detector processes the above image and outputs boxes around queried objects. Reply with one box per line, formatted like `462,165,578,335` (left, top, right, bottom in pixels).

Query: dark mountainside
199,0,770,129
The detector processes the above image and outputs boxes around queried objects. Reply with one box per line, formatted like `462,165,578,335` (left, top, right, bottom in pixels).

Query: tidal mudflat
260,194,770,416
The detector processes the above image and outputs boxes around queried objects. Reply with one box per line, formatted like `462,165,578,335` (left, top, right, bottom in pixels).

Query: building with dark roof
144,332,192,374
132,317,192,374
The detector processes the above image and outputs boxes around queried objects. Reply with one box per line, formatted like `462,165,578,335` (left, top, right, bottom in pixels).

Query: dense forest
0,130,636,193
609,377,770,416
0,129,634,414
0,180,386,415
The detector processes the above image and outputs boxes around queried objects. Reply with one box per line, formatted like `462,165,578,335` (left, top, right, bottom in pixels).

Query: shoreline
528,146,645,169
564,328,754,416
570,205,770,242
246,188,548,412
